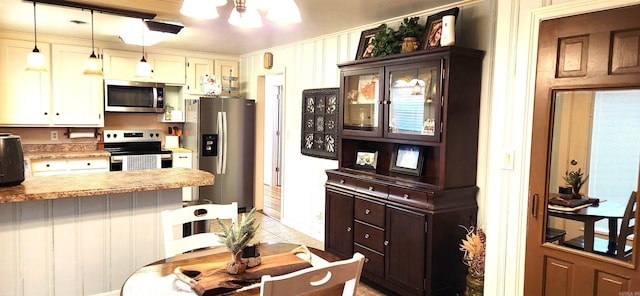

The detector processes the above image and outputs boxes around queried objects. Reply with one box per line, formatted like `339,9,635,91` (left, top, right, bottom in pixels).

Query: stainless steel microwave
104,80,165,113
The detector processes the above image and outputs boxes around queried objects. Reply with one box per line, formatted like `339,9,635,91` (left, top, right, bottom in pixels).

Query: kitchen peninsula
0,168,214,295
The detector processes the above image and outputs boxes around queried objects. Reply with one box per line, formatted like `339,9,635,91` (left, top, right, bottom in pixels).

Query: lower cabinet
325,170,477,295
31,158,109,176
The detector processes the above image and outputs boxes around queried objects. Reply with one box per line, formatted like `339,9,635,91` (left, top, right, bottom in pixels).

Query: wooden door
324,189,354,259
524,5,640,295
385,205,425,295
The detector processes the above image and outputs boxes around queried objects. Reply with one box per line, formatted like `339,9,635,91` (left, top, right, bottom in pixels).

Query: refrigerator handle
216,112,224,174
221,111,228,174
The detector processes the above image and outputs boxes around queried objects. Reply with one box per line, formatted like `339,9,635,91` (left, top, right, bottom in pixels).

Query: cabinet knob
365,209,370,215
368,186,374,191
46,164,50,167
364,233,370,239
384,241,389,246
403,194,409,199
86,163,91,166
44,112,48,115
56,112,60,116
364,257,370,263
346,226,352,232
340,179,345,184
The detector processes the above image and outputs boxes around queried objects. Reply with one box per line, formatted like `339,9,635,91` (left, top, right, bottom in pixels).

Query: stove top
103,129,171,156
103,129,163,143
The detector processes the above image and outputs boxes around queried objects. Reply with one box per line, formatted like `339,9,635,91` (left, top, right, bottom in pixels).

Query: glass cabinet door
341,68,384,137
386,62,441,142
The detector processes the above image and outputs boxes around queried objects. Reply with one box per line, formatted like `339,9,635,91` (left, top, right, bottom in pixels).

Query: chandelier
179,0,301,28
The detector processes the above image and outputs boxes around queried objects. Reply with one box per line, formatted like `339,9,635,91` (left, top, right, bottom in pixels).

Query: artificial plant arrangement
562,168,589,198
459,225,486,279
216,208,260,274
370,17,425,57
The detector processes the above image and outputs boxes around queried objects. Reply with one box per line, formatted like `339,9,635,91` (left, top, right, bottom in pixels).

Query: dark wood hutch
324,47,484,295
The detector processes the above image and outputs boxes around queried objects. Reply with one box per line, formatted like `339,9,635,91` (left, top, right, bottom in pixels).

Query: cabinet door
149,53,186,85
0,39,50,125
215,59,239,97
186,57,214,95
385,205,426,295
102,49,139,81
325,189,354,259
340,67,384,137
385,61,442,142
51,44,104,126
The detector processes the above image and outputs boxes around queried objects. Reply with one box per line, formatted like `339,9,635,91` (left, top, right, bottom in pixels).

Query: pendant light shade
83,10,103,76
135,19,152,78
228,0,263,28
265,0,301,23
26,0,46,71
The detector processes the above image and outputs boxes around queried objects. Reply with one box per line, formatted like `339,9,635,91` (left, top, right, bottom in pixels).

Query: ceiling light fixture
26,0,46,71
179,0,301,28
83,10,103,76
135,20,152,78
119,20,184,46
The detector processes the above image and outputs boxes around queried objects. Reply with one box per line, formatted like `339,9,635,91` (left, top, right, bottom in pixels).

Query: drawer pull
364,257,370,263
384,241,389,246
365,209,370,215
346,226,352,232
178,156,188,159
340,179,345,184
403,194,409,199
364,233,370,239
368,186,374,191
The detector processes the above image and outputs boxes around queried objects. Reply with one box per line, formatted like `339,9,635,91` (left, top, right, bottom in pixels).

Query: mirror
546,89,640,262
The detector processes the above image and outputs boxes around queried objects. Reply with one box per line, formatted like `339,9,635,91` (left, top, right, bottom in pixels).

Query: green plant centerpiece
459,225,485,296
216,208,260,275
562,168,589,198
398,17,425,53
369,17,425,57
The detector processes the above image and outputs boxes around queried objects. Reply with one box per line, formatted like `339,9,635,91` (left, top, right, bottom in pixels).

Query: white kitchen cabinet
0,39,51,126
185,57,239,97
171,149,193,201
31,157,109,176
51,44,104,126
103,49,186,85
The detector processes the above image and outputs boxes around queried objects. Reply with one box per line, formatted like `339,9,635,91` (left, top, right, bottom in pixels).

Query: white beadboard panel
0,189,182,296
0,202,19,296
322,37,340,86
52,198,81,296
80,195,109,295
108,193,134,292
20,200,53,296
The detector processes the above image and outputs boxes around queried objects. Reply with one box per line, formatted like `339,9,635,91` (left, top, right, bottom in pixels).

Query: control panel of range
103,130,163,143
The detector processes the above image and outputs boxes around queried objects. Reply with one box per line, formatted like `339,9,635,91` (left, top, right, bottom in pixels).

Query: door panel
524,5,640,294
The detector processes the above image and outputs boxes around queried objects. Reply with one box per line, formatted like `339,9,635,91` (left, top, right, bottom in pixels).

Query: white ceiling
0,0,456,55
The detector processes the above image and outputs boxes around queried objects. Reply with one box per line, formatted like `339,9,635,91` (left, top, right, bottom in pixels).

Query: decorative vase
465,271,484,296
225,250,247,275
401,37,419,53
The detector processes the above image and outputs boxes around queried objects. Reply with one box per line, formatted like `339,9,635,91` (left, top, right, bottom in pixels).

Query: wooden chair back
259,252,365,296
615,191,636,259
161,202,238,257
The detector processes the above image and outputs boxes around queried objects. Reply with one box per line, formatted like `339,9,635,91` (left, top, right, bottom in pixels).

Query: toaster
0,133,25,187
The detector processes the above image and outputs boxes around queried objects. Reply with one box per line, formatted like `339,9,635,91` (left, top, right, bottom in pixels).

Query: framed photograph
421,7,460,50
390,144,424,176
356,26,383,60
354,151,378,170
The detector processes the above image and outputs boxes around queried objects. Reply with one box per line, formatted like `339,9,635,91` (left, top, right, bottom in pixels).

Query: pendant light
135,19,152,78
26,0,46,71
83,10,103,76
228,0,262,28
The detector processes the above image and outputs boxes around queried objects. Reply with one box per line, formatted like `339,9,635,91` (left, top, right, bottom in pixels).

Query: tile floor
250,211,385,296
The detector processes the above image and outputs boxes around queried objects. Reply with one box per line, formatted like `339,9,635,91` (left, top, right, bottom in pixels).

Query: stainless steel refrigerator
184,97,255,212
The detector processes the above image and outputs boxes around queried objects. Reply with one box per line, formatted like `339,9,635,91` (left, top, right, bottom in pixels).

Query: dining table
547,197,627,254
120,242,342,296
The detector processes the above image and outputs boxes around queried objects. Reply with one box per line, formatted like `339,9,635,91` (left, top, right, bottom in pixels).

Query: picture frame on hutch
389,144,424,176
356,26,383,60
422,7,459,49
354,151,378,170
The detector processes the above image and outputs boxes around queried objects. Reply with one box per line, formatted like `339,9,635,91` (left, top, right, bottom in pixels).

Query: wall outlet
51,131,58,141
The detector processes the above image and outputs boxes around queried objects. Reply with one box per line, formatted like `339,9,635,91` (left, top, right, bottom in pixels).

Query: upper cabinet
0,40,103,127
0,39,51,126
103,49,186,85
51,44,103,127
186,57,214,96
338,48,484,189
185,57,239,97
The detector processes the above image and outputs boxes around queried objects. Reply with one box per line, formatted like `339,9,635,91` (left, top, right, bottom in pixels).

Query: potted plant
370,24,402,57
562,168,589,198
397,17,424,53
459,225,485,296
216,208,260,274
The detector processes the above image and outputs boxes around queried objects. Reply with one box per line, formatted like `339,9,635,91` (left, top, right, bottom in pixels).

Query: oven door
110,154,172,171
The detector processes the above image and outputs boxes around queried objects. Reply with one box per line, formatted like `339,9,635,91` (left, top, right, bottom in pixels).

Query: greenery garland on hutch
324,46,484,295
